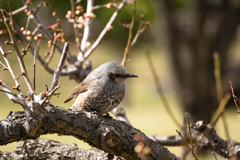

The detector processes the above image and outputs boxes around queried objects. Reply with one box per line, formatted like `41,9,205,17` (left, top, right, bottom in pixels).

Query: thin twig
1,9,34,93
211,93,231,125
7,2,14,30
186,113,198,160
13,22,76,75
25,8,31,31
0,61,7,69
33,50,37,92
21,0,73,64
230,81,240,111
70,0,81,52
41,86,60,107
48,42,69,92
121,0,136,67
176,130,191,150
0,78,24,106
13,23,55,73
145,50,181,128
45,33,57,65
130,22,148,46
79,0,93,61
11,5,27,15
84,0,128,59
213,52,230,139
92,3,118,10
212,152,218,160
0,41,23,95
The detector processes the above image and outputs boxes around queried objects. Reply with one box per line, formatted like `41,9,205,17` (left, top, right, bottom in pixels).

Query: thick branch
0,105,179,160
0,138,124,160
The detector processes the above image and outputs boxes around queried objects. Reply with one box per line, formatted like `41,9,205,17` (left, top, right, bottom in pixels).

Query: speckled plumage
64,62,137,114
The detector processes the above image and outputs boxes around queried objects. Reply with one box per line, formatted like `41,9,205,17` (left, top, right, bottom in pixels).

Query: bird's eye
115,74,120,77
109,73,116,80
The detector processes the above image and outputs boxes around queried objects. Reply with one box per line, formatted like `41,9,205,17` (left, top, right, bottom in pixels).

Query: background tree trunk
159,0,240,123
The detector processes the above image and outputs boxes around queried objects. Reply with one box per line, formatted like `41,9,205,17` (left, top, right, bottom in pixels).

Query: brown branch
0,138,125,159
151,121,240,159
0,105,180,160
48,42,69,92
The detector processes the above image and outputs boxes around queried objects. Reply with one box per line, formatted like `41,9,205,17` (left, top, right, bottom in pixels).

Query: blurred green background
1,0,240,159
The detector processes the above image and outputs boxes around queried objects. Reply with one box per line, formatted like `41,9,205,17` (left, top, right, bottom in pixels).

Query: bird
64,62,138,115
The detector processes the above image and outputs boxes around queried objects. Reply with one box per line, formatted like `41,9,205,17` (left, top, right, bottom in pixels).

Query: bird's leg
103,113,113,119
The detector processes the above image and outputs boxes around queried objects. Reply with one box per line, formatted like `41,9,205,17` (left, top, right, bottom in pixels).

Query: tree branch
0,138,125,160
0,105,179,160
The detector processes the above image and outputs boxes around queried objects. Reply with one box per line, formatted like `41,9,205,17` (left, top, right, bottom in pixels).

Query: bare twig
79,0,94,60
7,2,14,30
121,0,136,67
13,23,56,74
78,0,94,61
70,0,81,52
11,5,27,15
121,14,149,67
21,0,73,64
84,0,128,59
42,86,60,107
25,8,31,31
211,93,231,125
0,78,23,106
92,3,118,10
186,113,198,160
1,9,34,93
48,42,69,92
0,41,23,95
230,81,240,111
176,130,191,150
45,34,57,65
145,50,181,128
212,152,217,160
213,52,229,139
33,50,37,92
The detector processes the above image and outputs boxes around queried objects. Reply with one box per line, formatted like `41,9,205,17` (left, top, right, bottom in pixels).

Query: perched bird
64,62,138,114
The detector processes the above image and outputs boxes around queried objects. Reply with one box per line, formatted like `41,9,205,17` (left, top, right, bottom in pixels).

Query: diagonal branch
0,105,180,160
48,42,69,92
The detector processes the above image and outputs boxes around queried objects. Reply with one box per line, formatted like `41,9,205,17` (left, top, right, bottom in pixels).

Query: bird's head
100,62,138,84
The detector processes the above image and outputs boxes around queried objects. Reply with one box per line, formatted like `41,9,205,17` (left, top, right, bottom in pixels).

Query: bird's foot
103,113,113,119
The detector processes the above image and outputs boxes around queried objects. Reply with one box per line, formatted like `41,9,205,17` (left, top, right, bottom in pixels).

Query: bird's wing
64,81,90,103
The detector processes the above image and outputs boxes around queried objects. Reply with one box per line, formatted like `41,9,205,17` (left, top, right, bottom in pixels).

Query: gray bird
64,62,138,114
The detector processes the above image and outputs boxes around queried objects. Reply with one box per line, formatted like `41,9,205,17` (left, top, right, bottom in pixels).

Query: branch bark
0,138,125,160
0,105,179,160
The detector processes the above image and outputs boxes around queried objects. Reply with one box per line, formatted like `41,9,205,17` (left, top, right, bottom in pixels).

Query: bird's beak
124,73,138,78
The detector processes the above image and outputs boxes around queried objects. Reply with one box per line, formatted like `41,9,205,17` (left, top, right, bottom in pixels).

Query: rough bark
0,138,124,160
0,104,180,160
